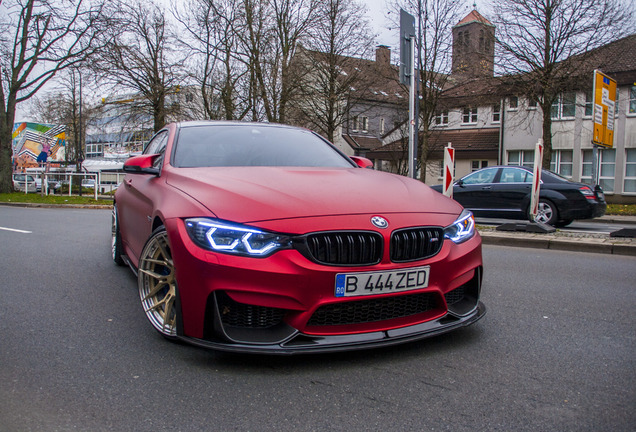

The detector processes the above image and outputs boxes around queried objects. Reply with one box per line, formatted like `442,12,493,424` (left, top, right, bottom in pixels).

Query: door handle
481,186,492,190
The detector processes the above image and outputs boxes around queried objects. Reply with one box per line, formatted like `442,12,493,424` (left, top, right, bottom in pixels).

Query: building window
508,96,518,110
584,91,593,117
352,115,368,132
551,92,576,119
582,149,615,192
434,110,449,126
615,88,620,115
456,32,463,54
630,86,636,114
85,143,103,158
625,149,636,193
549,150,573,178
492,104,501,123
361,116,368,132
471,160,488,172
528,98,538,110
462,107,477,124
507,150,534,168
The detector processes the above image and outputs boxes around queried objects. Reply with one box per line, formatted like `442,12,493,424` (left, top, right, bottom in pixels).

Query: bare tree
490,0,635,167
234,0,317,123
289,0,374,142
173,0,252,120
93,0,183,133
390,0,463,182
0,0,106,193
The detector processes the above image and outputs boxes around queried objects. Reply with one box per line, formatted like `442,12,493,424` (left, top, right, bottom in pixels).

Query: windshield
173,125,354,168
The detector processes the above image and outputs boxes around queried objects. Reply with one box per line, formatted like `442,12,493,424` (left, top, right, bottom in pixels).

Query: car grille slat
390,227,444,262
307,292,439,327
303,231,382,266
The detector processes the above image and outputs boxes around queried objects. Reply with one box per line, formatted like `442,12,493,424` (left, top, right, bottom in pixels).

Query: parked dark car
431,166,606,227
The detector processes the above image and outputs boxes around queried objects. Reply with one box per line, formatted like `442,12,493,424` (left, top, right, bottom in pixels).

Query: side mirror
123,154,160,176
350,156,374,169
456,179,464,187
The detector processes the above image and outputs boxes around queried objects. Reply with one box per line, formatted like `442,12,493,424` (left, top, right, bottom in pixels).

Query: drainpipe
498,97,505,164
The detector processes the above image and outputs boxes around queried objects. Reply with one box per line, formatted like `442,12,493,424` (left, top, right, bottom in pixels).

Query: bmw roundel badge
371,216,389,229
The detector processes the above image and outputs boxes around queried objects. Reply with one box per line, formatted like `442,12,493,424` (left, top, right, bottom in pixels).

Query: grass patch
1,192,634,215
0,192,112,206
607,204,636,216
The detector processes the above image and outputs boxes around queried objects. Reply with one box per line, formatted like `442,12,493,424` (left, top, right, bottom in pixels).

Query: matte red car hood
166,166,461,223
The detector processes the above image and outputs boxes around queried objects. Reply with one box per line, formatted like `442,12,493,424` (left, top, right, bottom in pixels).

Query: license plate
335,266,430,298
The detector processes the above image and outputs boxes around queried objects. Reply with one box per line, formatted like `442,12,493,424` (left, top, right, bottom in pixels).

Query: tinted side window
144,131,168,156
143,131,169,169
461,168,498,185
500,167,531,183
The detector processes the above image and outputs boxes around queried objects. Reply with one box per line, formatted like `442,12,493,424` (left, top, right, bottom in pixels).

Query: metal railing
16,170,126,200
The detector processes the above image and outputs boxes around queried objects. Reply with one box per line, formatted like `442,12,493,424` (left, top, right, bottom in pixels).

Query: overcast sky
365,0,486,53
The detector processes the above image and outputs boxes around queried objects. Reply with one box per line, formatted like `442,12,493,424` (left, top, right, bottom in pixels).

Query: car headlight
185,218,291,257
444,210,475,244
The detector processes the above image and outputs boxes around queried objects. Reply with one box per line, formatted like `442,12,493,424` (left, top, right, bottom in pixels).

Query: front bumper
165,215,485,354
179,301,486,355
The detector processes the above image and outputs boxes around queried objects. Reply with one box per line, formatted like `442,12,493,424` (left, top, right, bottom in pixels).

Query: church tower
451,9,495,79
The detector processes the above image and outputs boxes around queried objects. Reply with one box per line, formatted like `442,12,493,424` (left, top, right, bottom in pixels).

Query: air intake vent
307,292,439,326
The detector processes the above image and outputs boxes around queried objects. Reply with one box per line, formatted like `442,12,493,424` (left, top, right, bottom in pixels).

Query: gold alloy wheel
138,228,178,338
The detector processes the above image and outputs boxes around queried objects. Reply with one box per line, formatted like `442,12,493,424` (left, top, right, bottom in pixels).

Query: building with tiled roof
363,9,636,201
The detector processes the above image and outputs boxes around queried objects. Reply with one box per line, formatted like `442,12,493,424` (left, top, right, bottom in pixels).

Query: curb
479,230,636,256
0,202,111,210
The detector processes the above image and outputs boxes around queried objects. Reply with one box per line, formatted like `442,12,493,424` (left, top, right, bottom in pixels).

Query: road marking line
0,226,32,234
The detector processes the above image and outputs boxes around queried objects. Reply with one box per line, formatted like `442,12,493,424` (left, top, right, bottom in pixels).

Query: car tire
532,199,558,225
111,204,125,266
138,226,178,339
555,219,573,228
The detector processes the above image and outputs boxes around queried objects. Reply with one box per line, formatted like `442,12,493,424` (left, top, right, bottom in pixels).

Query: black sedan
431,166,606,227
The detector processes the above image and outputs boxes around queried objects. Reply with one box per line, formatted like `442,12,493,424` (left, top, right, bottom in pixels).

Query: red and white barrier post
530,139,544,222
442,143,455,198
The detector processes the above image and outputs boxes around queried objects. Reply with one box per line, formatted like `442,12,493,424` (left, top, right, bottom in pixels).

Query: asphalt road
1,207,635,432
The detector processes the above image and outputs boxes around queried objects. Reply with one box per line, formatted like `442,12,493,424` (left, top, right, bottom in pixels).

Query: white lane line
0,226,32,234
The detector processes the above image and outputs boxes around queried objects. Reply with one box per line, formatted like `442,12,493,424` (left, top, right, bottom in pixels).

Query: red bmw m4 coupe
112,121,485,354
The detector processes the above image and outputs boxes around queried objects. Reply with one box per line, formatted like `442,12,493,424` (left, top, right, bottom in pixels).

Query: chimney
375,45,391,69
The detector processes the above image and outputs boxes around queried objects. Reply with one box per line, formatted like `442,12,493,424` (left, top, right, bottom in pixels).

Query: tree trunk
541,101,553,168
0,121,13,193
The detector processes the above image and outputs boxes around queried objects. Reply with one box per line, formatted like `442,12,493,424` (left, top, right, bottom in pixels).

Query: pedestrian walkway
479,215,636,256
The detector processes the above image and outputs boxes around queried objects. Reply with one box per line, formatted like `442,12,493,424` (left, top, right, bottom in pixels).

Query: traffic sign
443,144,455,198
592,70,617,148
399,9,415,86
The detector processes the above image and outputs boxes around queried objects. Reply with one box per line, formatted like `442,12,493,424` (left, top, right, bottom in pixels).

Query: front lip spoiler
177,302,486,355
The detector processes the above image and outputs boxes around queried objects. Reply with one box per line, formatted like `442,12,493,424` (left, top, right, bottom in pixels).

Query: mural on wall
12,123,67,169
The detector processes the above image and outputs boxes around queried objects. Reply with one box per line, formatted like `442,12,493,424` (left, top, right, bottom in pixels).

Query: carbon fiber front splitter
178,302,486,355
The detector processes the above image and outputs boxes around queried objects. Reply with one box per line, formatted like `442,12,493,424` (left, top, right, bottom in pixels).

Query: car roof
174,120,302,131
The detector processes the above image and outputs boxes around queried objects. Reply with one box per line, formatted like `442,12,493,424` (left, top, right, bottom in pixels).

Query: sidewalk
478,215,636,256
